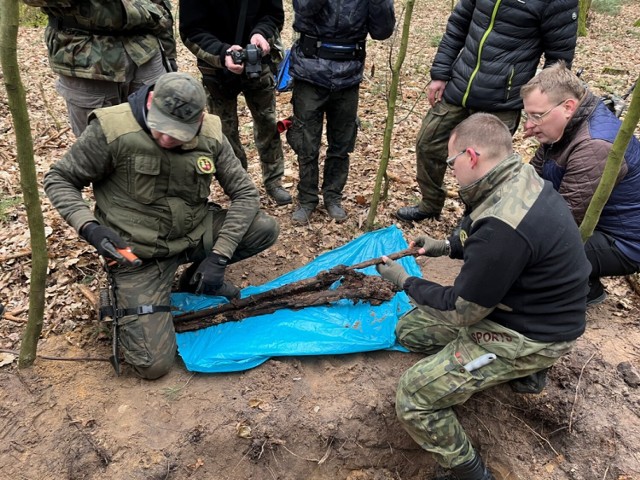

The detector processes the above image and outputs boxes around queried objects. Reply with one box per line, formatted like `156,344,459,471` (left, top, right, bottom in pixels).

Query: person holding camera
179,0,292,206
286,0,395,223
44,73,279,379
378,113,589,480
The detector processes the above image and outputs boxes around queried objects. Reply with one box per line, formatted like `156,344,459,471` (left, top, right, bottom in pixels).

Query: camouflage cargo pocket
400,342,478,409
118,315,152,368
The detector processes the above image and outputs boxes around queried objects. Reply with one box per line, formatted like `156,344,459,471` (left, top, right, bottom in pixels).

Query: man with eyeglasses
521,62,640,306
377,113,589,480
395,0,579,223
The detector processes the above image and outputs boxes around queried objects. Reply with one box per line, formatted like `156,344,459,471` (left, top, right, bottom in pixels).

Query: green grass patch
20,5,48,28
591,0,628,16
0,196,21,223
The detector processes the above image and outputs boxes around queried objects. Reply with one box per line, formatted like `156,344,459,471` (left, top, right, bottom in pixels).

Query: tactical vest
92,104,223,259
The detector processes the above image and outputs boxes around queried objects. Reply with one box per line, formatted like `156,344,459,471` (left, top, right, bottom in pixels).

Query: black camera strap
235,0,249,45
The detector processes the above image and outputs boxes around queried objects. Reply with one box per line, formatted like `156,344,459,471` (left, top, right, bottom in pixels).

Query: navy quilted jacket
290,0,395,91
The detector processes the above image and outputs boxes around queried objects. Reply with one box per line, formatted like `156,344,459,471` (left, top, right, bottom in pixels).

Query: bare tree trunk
365,0,415,231
578,0,592,37
579,75,640,242
0,0,48,367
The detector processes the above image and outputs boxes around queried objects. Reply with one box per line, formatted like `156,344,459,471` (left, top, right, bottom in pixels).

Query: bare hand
250,34,270,56
428,80,447,107
522,125,535,138
225,45,244,74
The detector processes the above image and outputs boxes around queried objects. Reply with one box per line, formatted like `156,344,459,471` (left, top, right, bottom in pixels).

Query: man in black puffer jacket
396,0,578,223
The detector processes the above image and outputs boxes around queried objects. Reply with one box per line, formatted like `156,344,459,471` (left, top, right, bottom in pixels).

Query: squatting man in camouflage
23,0,177,137
377,114,589,480
44,73,279,380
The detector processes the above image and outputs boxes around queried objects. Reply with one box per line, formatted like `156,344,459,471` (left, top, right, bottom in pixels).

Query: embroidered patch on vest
196,156,215,174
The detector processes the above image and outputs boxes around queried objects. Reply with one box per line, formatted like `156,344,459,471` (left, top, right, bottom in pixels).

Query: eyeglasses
522,100,566,125
446,149,479,169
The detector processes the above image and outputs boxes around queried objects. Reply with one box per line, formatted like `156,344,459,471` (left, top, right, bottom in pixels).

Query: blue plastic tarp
172,225,420,373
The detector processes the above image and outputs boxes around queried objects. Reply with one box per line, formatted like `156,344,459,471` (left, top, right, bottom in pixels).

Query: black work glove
376,258,409,289
411,235,450,257
81,222,127,260
191,253,229,295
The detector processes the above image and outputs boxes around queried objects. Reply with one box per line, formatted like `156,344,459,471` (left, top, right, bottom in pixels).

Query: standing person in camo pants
22,0,176,137
377,114,589,480
395,0,578,223
286,0,395,224
179,0,292,206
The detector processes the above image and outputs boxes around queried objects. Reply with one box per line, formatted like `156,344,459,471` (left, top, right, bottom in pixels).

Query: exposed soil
1,2,640,479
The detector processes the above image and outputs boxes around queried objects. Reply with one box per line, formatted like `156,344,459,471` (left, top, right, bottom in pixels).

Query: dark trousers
585,230,639,297
286,80,359,208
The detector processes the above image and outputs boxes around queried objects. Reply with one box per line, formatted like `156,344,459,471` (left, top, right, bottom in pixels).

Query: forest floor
1,1,640,479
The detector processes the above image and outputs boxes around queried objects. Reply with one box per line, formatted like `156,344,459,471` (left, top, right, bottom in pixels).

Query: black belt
100,304,172,320
299,33,366,61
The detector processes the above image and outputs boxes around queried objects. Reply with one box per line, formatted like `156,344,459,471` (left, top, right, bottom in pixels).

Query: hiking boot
326,203,347,222
509,368,549,394
292,205,314,224
395,205,440,222
586,280,607,306
267,186,292,205
432,452,495,480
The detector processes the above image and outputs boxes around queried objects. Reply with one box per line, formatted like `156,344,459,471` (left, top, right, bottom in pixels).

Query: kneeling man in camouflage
377,113,589,480
45,72,279,380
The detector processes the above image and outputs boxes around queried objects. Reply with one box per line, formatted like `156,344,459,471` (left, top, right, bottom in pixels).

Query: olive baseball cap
147,72,207,142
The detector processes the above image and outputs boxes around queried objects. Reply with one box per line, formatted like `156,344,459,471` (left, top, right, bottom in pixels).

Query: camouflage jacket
43,93,260,260
403,154,589,342
23,0,176,82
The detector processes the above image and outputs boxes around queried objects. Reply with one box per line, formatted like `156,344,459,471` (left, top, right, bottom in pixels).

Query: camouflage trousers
415,99,521,216
108,208,278,380
203,65,285,191
286,80,359,208
395,308,575,469
56,50,165,137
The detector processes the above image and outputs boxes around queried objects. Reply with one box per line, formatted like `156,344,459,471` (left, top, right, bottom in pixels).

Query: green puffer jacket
44,103,260,260
23,0,176,82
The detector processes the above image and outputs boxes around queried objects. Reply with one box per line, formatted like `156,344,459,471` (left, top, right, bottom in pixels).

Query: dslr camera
227,44,263,79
